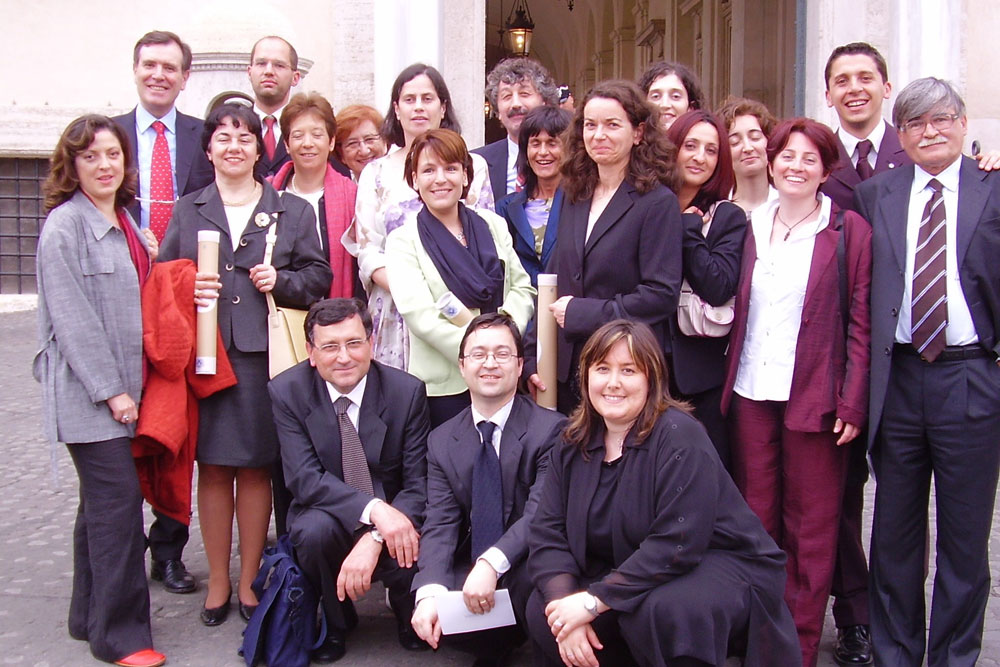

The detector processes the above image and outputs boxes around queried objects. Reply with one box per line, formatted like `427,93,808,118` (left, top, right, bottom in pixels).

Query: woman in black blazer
525,320,799,667
159,104,330,626
526,80,682,414
665,110,746,470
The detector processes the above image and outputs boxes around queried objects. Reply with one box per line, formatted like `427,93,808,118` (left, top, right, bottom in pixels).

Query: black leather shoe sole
199,600,231,627
312,634,347,664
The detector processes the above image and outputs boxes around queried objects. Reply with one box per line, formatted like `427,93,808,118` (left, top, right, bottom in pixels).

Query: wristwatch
369,528,385,544
583,592,600,617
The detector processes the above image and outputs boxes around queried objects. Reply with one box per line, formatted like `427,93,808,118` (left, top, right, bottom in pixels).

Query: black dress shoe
199,599,231,627
311,630,347,664
834,624,873,666
150,559,196,594
239,601,258,622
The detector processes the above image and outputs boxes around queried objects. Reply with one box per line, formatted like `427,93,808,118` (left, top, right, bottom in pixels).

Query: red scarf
118,209,150,290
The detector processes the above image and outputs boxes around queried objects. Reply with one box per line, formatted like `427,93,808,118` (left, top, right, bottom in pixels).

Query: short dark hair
459,312,524,361
517,106,572,197
305,298,373,343
767,118,840,178
202,103,265,178
485,57,559,109
43,115,137,212
824,42,888,90
638,60,705,110
666,109,735,211
133,30,193,72
251,36,299,71
404,129,474,200
382,63,461,148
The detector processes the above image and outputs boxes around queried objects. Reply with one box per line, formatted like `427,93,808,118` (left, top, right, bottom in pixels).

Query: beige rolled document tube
535,273,558,409
436,291,474,327
195,229,221,375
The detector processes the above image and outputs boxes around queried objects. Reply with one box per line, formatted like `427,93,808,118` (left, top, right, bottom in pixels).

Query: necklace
222,182,261,207
775,200,820,241
455,232,466,243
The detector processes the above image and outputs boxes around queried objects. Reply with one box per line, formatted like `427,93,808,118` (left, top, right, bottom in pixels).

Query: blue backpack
240,534,327,667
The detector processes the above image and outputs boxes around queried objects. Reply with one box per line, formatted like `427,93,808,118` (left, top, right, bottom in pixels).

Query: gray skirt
197,348,278,468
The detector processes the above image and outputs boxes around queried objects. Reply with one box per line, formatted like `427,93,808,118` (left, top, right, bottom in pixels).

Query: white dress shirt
134,105,179,229
894,157,977,346
505,136,519,195
324,375,382,523
734,195,832,401
254,103,288,146
837,120,886,171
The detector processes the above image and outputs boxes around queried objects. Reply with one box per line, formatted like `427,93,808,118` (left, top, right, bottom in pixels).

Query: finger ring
123,415,130,423
553,619,564,628
480,599,488,605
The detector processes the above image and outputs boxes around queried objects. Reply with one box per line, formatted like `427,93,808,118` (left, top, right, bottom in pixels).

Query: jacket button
232,295,241,304
573,273,581,281
891,308,898,317
884,346,891,356
239,238,248,247
225,263,234,271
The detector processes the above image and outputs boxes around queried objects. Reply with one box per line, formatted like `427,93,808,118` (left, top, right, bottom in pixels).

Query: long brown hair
561,80,678,203
564,320,689,458
43,115,136,213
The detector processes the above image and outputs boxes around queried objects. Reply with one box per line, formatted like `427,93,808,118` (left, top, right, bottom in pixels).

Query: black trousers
289,507,416,631
831,440,870,628
870,353,1000,667
147,510,188,562
67,438,152,663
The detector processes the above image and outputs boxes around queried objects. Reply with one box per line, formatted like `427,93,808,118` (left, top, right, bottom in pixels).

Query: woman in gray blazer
34,115,165,667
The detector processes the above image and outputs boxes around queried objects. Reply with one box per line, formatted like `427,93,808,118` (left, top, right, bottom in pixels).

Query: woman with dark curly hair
638,60,705,131
526,80,682,414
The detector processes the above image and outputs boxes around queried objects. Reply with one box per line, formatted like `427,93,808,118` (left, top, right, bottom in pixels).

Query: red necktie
149,121,174,242
263,115,277,161
911,179,948,361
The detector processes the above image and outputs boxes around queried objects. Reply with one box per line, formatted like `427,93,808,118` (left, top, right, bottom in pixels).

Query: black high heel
200,593,232,627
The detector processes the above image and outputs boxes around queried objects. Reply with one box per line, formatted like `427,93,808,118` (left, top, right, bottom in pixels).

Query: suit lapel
567,442,602,562
803,224,838,312
174,112,198,195
540,189,563,269
584,182,635,256
449,409,480,510
875,122,907,173
304,369,343,477
123,109,141,222
878,166,914,272
830,135,862,192
489,142,508,201
957,157,991,265
194,184,231,237
498,398,527,523
507,194,536,252
357,366,387,470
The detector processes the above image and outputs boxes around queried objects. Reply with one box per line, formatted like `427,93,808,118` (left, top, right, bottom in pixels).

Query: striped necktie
334,397,374,496
911,178,948,361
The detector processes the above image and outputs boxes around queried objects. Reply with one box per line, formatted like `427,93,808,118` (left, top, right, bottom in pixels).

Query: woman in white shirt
719,118,872,667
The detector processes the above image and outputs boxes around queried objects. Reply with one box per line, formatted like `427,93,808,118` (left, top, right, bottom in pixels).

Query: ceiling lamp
505,0,535,56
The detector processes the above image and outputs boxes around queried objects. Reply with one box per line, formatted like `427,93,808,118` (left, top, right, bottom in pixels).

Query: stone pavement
0,307,998,666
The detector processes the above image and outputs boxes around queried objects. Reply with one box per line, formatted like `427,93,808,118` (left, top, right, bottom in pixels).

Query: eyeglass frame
314,338,369,356
342,135,384,152
899,112,961,136
460,348,520,363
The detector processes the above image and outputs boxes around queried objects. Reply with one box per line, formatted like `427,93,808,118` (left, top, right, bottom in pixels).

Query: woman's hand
194,271,222,309
549,296,574,328
370,267,390,291
249,264,277,293
557,624,602,667
545,592,600,641
141,228,159,261
683,205,707,222
107,392,138,425
834,419,861,446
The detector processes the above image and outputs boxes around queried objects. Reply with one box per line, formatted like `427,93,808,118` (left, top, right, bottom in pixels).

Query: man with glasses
269,298,431,662
856,77,1000,667
410,313,564,666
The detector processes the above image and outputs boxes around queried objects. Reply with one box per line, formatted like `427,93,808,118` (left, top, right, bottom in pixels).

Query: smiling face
825,53,891,137
646,73,690,130
133,41,189,118
286,111,334,174
898,107,967,175
341,119,386,178
207,116,259,182
770,131,828,200
412,147,467,216
459,325,523,407
248,38,300,111
307,314,373,394
394,74,446,145
677,121,720,191
75,129,125,207
496,79,544,141
526,130,563,183
582,96,640,171
587,339,648,431
728,114,768,181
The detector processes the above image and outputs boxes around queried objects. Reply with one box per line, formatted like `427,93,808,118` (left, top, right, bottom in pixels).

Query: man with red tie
112,30,214,595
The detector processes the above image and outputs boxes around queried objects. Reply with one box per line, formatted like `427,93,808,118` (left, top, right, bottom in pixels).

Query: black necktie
471,421,503,560
911,179,948,361
856,139,875,181
334,397,374,497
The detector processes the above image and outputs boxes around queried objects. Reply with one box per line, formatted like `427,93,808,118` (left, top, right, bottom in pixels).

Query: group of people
32,24,1000,667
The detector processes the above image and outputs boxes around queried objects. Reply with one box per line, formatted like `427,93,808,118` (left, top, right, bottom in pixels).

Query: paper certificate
437,589,517,635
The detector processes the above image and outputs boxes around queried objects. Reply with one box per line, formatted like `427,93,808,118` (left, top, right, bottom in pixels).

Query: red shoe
114,649,166,667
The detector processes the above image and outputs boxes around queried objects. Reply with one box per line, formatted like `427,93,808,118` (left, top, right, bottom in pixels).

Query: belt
893,342,992,362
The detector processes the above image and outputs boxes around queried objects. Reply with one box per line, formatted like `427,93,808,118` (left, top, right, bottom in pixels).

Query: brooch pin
254,212,271,228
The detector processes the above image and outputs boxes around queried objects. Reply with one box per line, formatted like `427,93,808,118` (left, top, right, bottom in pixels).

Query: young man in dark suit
268,298,430,663
112,29,214,597
856,77,1000,667
410,313,564,666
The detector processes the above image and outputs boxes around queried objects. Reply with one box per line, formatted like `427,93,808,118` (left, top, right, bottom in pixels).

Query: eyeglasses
461,349,518,363
900,113,960,136
315,339,368,355
343,135,384,152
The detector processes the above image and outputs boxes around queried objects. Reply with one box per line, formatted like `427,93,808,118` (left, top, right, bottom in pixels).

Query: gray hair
892,77,966,128
485,57,559,110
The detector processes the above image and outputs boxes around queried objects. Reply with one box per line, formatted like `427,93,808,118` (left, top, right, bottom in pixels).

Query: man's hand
462,559,499,614
557,624,602,667
370,502,420,568
410,598,442,650
336,532,382,601
975,148,1000,171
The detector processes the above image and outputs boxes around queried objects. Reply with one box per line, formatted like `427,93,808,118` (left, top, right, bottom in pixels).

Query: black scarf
416,203,504,313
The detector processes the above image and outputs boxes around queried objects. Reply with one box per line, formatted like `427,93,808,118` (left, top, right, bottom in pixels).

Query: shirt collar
506,135,519,158
136,104,177,134
254,103,287,124
325,373,368,408
470,395,516,434
913,156,962,194
838,119,887,161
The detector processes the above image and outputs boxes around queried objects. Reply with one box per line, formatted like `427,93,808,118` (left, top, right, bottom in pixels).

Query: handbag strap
263,223,278,317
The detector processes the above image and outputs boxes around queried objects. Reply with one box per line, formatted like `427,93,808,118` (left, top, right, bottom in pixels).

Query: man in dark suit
269,298,430,663
473,58,558,204
856,77,1000,667
114,31,214,241
410,313,564,665
112,29,214,596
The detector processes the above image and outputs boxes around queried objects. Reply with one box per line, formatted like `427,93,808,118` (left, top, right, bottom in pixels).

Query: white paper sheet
437,588,517,635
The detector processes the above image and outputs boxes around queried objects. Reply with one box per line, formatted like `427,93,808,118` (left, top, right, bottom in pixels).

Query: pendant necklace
775,200,820,241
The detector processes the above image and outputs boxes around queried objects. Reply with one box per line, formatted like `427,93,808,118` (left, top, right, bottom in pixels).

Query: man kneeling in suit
268,298,430,663
410,313,565,666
